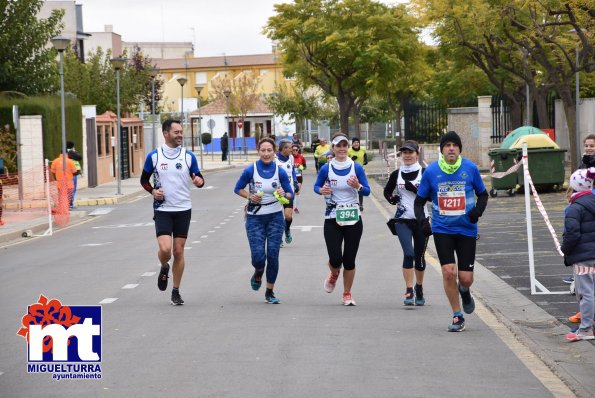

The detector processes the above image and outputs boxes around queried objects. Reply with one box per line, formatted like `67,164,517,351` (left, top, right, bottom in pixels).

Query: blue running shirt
417,158,486,237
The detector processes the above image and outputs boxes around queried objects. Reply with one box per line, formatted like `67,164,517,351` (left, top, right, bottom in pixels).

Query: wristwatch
357,184,363,192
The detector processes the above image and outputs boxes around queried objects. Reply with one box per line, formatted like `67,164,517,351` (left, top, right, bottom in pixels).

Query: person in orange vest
50,153,77,211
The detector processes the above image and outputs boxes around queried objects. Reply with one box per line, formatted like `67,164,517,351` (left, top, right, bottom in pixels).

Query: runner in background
140,119,205,306
384,140,430,306
275,140,299,245
348,137,368,211
291,144,307,214
234,137,293,304
314,137,331,174
314,133,370,306
414,131,488,332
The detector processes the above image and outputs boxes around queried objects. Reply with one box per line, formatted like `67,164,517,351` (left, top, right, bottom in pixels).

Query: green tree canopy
265,0,423,135
0,0,64,94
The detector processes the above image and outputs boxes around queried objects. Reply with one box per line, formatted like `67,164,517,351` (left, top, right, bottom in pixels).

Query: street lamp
51,35,70,194
194,84,204,169
111,57,127,195
177,76,188,129
223,87,231,165
148,67,159,149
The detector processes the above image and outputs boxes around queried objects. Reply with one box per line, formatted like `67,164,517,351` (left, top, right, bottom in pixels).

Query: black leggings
323,218,363,270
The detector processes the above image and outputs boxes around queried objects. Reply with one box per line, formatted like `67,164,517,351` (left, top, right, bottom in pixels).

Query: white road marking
215,226,221,229
208,230,215,233
185,247,192,250
122,284,139,289
292,225,323,232
80,242,113,247
224,219,230,222
88,208,114,216
192,241,201,244
220,222,226,225
142,272,156,277
99,298,118,304
200,186,214,190
200,235,208,238
93,220,196,229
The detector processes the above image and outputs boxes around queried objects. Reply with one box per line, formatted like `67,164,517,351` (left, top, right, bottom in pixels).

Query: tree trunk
352,104,361,138
337,90,353,136
531,84,551,129
558,86,578,169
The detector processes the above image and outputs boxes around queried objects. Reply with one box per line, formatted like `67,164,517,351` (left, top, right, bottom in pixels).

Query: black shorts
296,175,303,184
153,209,192,238
433,233,476,272
283,198,294,209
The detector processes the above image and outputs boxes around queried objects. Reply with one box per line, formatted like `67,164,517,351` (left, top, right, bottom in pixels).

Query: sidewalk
0,157,254,245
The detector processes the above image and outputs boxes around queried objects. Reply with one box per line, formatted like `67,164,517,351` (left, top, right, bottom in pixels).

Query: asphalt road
0,167,577,397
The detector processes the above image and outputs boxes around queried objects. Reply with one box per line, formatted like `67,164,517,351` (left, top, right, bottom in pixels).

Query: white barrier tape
521,155,564,256
491,159,522,179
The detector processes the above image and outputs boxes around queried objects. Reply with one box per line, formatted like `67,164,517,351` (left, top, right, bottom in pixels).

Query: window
96,126,103,156
195,72,207,84
105,126,111,156
259,69,269,77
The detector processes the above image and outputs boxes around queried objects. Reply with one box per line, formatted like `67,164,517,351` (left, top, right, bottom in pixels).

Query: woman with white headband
314,133,370,306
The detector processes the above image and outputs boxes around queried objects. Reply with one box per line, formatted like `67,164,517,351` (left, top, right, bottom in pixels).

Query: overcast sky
73,0,409,57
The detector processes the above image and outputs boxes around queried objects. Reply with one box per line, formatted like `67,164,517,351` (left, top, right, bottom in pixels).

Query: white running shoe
342,292,356,306
324,271,339,293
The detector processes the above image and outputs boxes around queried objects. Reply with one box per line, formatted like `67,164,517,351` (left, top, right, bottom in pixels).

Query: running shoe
403,292,415,306
342,292,356,306
568,312,581,323
562,276,574,284
414,285,425,306
157,264,170,291
265,293,281,304
448,315,465,332
459,286,475,314
566,328,594,342
294,208,300,214
285,232,292,244
324,271,339,293
170,290,184,306
359,205,364,212
250,273,262,291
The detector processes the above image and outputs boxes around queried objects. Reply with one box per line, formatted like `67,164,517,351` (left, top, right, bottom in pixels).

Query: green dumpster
517,148,566,191
488,148,518,197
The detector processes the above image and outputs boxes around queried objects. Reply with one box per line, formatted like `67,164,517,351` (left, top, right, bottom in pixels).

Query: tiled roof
154,54,275,70
190,97,272,116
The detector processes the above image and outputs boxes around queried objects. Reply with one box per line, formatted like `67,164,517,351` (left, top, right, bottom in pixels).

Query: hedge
0,96,83,165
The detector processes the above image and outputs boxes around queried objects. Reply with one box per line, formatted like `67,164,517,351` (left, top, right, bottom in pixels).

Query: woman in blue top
234,138,293,304
314,134,370,306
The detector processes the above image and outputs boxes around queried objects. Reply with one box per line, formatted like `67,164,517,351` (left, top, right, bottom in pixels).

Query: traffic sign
238,120,243,129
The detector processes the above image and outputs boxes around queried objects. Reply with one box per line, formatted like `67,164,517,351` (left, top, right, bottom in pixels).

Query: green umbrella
500,126,547,149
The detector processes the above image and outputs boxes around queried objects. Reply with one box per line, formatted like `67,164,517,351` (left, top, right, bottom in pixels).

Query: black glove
404,180,418,193
421,218,432,237
351,156,358,161
388,194,401,205
468,207,481,224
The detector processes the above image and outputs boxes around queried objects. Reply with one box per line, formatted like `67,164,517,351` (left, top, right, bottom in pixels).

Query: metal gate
120,126,130,179
403,100,448,143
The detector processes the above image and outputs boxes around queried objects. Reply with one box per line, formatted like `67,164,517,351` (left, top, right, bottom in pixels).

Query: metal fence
491,95,511,144
403,101,448,143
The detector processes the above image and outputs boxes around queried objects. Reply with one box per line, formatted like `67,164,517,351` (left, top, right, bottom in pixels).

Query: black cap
352,137,360,143
440,131,462,153
399,142,419,153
